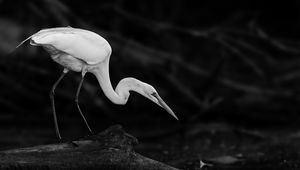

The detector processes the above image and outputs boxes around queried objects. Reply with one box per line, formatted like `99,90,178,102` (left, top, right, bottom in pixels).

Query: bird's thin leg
75,75,94,135
50,69,68,140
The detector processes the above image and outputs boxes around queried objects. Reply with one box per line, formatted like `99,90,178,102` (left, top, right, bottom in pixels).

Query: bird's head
116,78,178,120
140,84,178,120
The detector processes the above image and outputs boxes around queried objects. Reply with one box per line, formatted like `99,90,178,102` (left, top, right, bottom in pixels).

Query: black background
1,0,300,169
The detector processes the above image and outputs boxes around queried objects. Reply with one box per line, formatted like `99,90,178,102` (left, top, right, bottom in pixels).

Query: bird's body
19,27,178,140
31,27,111,71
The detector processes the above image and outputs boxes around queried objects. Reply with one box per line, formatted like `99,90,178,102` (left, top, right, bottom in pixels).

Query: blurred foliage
0,0,300,131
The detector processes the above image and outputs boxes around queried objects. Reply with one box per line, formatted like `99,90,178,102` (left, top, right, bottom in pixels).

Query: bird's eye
150,92,158,97
30,39,36,45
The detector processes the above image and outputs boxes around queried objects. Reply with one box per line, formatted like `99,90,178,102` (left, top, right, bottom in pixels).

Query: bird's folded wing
31,28,111,65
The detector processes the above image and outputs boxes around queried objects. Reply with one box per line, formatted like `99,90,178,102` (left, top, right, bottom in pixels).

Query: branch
0,125,179,170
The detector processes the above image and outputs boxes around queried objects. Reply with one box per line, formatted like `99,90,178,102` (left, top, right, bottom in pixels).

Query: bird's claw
59,138,79,147
83,133,96,140
69,141,79,147
88,131,95,136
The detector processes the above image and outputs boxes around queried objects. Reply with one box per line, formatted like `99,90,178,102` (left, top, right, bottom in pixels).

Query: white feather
31,27,111,65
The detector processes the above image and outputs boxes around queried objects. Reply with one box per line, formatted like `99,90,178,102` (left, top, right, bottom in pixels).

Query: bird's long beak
151,93,178,120
15,35,34,48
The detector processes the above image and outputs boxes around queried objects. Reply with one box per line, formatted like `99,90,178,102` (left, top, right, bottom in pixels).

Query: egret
17,27,178,140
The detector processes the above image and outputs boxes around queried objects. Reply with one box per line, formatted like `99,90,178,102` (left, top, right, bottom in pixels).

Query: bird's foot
78,132,97,141
84,133,97,140
88,130,95,137
86,133,97,141
68,140,79,147
59,138,79,147
69,132,96,142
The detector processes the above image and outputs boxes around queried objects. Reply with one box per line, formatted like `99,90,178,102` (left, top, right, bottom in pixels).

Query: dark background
1,0,300,169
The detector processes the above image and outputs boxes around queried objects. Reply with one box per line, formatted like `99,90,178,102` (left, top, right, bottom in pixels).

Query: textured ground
1,120,300,170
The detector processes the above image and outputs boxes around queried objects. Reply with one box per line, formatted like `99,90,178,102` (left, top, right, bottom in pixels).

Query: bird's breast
52,53,85,72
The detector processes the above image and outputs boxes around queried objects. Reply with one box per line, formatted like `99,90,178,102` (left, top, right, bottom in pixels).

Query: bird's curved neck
91,60,146,105
91,60,128,105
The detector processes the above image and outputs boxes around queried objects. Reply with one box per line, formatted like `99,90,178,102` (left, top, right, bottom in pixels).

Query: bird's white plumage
20,27,178,140
31,27,111,65
14,27,178,140
27,27,178,119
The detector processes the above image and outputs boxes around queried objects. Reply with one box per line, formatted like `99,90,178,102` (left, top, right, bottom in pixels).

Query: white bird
17,27,178,140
